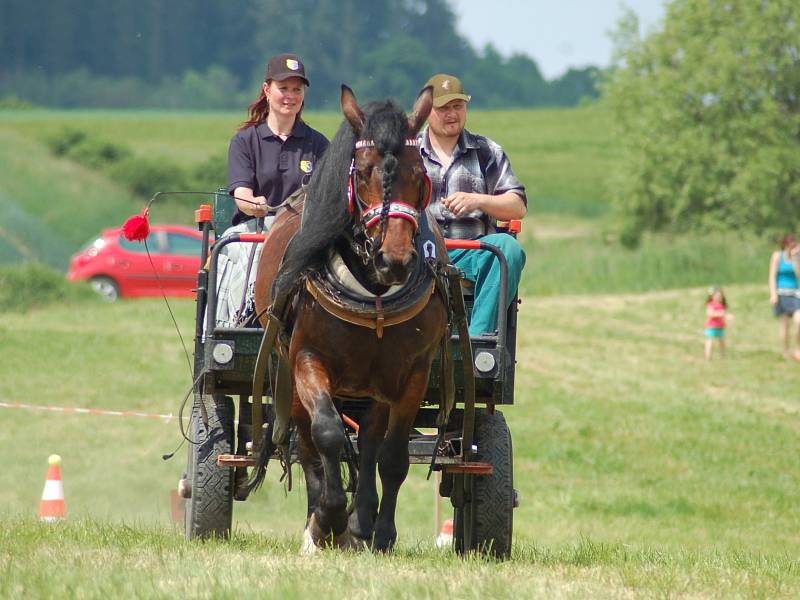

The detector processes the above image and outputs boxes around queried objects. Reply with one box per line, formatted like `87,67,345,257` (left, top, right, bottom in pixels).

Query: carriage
177,89,521,558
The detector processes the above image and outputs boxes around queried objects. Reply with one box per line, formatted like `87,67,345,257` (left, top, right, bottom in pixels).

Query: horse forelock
361,100,408,156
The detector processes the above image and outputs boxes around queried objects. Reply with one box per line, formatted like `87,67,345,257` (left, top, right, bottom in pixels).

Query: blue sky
449,0,666,79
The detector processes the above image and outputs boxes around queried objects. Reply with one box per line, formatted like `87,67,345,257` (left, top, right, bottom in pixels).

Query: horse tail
244,417,277,494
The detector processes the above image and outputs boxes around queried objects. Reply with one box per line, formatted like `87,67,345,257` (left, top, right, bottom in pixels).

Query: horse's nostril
404,250,418,268
374,250,388,271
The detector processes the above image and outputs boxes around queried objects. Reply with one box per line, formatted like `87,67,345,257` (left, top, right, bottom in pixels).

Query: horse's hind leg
348,402,389,545
294,351,350,549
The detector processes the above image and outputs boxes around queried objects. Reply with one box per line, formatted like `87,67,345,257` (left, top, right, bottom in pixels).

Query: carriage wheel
184,394,235,540
453,409,514,559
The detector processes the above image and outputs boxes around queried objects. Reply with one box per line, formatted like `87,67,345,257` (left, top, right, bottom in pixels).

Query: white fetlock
300,526,318,555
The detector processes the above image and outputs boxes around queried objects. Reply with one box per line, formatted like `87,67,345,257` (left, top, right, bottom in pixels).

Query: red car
67,224,203,301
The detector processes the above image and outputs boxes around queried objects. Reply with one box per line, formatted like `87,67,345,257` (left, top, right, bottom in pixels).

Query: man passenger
417,74,527,336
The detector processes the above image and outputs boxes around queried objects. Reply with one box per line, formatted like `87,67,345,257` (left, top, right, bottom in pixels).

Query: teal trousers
447,233,526,336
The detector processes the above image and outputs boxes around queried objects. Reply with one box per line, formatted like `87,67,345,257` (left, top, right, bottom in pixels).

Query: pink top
706,300,725,329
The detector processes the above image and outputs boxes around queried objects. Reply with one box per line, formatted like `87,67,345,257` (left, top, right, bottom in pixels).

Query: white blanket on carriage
205,217,273,333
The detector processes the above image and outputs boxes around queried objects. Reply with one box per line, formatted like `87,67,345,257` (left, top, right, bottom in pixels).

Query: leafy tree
353,35,436,105
606,0,800,246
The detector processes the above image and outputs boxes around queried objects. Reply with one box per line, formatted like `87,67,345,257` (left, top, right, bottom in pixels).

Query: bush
0,95,35,109
108,156,188,200
188,152,227,193
45,128,87,156
65,137,131,169
0,263,97,312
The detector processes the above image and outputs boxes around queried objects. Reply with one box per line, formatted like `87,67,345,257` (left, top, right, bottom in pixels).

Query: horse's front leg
294,350,351,550
372,368,429,552
293,400,324,518
348,402,389,545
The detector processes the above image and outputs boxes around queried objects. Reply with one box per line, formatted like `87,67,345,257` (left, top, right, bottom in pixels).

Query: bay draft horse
254,85,449,552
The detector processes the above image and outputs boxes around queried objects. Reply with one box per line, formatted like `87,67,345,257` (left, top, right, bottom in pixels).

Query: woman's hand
233,187,269,218
243,195,269,217
770,292,778,305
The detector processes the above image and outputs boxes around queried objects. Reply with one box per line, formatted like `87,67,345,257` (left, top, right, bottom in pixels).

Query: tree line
0,0,599,109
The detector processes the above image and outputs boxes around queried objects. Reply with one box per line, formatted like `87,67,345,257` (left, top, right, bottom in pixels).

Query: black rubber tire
453,409,514,559
184,394,235,540
89,276,120,302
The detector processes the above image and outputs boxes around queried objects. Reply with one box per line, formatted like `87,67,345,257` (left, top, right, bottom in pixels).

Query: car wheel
89,276,120,302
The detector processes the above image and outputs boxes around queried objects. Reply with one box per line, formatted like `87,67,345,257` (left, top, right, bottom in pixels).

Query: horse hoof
333,529,368,552
348,535,371,551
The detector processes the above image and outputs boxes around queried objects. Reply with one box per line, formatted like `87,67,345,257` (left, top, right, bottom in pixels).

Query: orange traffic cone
39,454,66,522
435,517,453,548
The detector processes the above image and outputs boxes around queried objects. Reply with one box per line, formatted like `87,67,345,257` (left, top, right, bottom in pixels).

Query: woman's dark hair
779,234,797,250
238,79,305,131
706,286,727,308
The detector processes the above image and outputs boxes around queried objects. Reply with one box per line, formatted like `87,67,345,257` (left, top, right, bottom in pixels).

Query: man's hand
442,191,483,217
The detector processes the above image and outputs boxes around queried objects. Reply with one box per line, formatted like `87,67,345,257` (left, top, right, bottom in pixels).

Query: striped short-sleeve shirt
418,128,526,238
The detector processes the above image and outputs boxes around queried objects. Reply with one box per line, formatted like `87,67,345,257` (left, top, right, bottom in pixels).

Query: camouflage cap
424,74,471,108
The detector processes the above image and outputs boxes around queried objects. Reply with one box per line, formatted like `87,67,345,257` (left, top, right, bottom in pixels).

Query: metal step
217,432,474,468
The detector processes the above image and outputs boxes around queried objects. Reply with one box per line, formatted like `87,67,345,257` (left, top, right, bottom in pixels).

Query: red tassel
122,208,150,242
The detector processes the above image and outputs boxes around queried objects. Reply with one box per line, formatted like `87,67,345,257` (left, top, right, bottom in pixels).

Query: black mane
272,100,410,300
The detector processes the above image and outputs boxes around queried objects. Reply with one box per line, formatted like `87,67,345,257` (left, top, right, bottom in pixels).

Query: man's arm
441,190,527,221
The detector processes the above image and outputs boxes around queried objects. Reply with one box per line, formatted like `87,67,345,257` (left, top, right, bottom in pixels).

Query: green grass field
1,282,798,597
1,106,797,597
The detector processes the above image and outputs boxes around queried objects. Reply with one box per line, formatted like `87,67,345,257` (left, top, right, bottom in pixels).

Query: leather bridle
347,138,432,264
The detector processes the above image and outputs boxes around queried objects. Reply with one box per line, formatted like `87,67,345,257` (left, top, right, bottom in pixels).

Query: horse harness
248,135,469,473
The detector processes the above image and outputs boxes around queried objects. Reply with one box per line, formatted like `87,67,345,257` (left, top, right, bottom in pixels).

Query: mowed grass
2,520,796,599
1,280,799,597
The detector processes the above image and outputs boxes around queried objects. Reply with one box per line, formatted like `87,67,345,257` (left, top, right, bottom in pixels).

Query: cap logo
286,59,300,70
441,79,451,90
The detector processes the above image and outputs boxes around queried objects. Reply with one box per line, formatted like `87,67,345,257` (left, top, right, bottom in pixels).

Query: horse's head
341,85,433,287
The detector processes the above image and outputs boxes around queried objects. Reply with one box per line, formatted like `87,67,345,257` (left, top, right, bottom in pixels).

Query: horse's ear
341,85,365,135
407,86,433,137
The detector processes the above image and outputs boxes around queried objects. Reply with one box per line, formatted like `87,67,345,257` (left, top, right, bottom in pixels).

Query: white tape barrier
0,401,183,422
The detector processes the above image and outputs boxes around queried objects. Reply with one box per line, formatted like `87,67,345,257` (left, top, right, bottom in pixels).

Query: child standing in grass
705,287,734,360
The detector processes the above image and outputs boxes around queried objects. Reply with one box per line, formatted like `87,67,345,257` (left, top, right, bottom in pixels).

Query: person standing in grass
705,287,733,360
769,234,800,360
